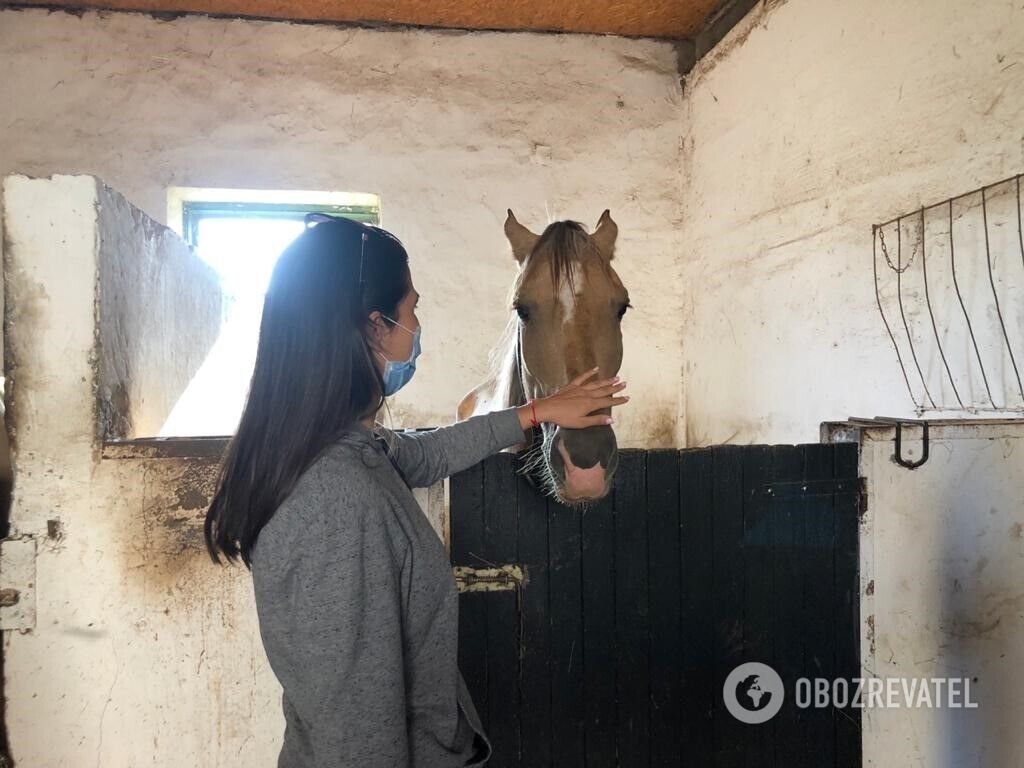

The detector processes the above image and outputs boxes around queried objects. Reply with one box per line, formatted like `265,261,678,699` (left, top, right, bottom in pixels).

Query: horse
456,209,630,505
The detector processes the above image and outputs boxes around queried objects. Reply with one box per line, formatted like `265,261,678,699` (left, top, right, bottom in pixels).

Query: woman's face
372,283,420,367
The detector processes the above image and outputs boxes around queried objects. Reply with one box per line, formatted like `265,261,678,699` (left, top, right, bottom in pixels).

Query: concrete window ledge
100,436,231,461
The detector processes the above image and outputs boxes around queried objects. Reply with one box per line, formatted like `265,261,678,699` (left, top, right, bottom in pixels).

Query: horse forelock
534,221,587,294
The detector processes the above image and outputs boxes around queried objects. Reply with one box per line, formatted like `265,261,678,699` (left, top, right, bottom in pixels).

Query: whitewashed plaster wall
679,0,1024,445
2,176,272,767
0,7,686,447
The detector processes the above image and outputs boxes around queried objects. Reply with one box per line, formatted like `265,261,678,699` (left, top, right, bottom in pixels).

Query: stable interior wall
679,0,1024,445
0,7,686,447
1,175,275,767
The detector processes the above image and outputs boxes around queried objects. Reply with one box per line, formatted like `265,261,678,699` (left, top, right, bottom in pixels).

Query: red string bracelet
528,399,540,429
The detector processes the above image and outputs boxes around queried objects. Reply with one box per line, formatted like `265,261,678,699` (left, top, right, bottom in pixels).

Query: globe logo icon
723,662,785,724
736,674,772,711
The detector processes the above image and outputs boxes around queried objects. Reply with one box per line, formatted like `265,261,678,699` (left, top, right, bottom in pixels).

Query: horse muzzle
548,424,618,502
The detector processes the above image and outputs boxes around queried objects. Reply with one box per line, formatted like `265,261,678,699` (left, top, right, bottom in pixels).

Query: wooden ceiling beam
3,0,725,40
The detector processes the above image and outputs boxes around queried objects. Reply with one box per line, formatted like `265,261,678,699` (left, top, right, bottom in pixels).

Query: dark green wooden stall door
450,444,862,768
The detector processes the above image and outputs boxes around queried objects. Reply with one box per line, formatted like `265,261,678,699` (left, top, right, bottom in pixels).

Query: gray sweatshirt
251,406,527,767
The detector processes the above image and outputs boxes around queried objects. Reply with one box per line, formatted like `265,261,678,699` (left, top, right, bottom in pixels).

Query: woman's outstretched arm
379,406,531,489
379,369,628,489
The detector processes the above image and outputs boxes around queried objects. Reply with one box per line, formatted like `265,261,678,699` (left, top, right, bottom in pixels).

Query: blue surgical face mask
374,315,421,395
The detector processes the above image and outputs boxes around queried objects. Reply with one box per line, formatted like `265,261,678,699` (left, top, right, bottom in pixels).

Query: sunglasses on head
303,213,404,287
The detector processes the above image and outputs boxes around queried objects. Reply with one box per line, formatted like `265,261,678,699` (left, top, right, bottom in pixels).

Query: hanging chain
877,220,919,274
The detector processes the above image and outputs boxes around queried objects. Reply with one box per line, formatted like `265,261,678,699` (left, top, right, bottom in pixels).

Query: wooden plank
833,443,862,768
769,445,805,766
740,445,774,765
613,450,650,767
516,466,552,768
483,452,521,768
451,460,489,733
549,491,585,767
581,486,616,768
802,445,836,767
710,445,745,767
645,449,682,767
679,448,714,762
16,0,723,40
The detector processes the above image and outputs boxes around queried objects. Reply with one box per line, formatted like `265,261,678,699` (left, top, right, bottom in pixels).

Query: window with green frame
181,200,380,248
156,191,381,436
181,197,380,302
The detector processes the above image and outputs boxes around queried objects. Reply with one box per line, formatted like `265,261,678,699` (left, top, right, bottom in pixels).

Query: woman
204,213,629,767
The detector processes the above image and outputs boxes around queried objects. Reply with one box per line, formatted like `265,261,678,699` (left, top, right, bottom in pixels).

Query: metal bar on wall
873,171,1024,414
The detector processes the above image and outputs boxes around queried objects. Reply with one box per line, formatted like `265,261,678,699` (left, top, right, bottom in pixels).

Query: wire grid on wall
873,172,1024,415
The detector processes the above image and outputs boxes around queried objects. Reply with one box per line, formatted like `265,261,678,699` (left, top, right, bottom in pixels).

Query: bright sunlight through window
160,187,380,437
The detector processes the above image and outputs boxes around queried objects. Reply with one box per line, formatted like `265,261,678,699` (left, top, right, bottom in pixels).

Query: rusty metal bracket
453,564,529,663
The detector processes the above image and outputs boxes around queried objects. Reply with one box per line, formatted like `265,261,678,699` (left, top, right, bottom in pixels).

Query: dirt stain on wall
119,456,225,606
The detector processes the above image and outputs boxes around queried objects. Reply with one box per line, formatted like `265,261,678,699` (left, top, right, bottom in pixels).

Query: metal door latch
453,564,526,593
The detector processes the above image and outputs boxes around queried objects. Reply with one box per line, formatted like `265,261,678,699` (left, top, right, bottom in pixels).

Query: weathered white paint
0,7,686,448
851,420,1024,767
2,175,282,766
680,0,1024,445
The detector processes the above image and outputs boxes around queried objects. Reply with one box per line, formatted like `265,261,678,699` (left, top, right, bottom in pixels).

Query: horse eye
617,301,632,320
514,303,530,322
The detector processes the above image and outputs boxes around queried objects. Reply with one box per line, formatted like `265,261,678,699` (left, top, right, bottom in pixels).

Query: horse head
458,209,630,506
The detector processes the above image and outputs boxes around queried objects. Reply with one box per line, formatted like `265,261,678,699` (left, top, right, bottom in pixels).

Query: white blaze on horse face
558,261,584,385
558,261,582,324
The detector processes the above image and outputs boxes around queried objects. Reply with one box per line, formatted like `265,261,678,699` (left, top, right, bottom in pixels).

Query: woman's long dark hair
204,217,410,567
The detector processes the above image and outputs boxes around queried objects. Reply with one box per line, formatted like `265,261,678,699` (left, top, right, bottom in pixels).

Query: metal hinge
453,564,526,593
0,536,36,630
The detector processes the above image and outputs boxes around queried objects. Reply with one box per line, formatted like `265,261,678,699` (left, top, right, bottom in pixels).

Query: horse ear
504,209,539,264
592,209,618,260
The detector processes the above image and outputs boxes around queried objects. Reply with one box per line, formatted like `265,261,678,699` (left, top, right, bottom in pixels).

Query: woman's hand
520,366,629,431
